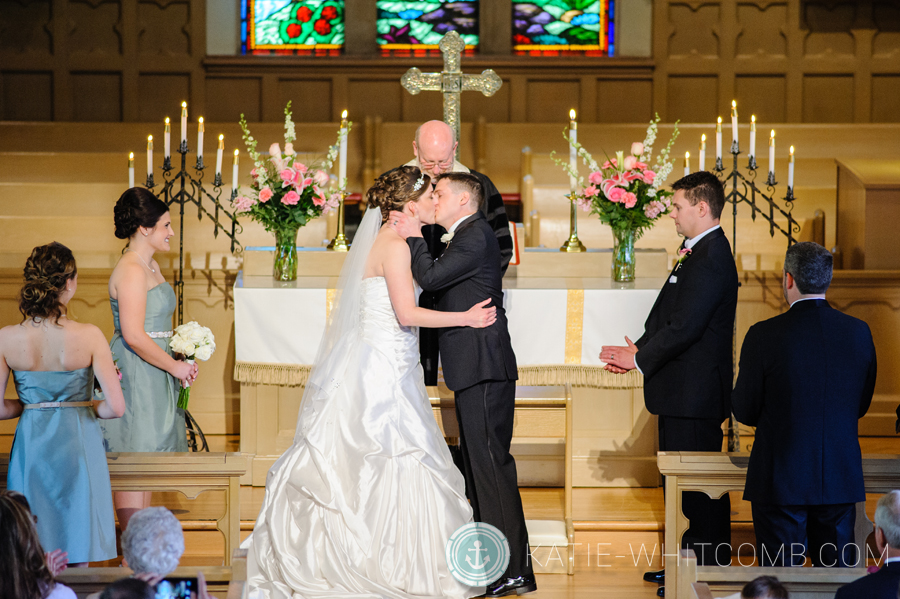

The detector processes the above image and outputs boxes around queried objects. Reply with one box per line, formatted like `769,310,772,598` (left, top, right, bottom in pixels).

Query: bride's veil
294,205,383,442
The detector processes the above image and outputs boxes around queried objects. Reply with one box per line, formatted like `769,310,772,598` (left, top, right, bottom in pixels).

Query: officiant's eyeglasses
419,157,454,170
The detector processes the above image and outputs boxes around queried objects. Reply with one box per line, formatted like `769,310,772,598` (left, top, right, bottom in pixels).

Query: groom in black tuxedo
389,172,535,597
601,171,739,583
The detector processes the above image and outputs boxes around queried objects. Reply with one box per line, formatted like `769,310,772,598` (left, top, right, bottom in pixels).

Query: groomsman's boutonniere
674,247,692,271
440,231,455,244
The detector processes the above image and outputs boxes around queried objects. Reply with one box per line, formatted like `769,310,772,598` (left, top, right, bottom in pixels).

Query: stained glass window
242,0,344,55
376,1,479,56
512,0,614,56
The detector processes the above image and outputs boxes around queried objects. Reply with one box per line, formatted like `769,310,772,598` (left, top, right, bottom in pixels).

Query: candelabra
150,139,243,325
559,194,586,252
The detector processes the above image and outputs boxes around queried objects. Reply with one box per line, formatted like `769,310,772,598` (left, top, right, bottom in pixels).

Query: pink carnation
588,171,604,185
282,190,300,205
258,187,274,203
312,192,327,207
279,168,296,186
232,195,255,213
607,186,626,203
583,185,599,197
294,163,308,174
314,170,329,187
602,158,618,170
623,192,638,209
634,161,648,170
642,170,657,185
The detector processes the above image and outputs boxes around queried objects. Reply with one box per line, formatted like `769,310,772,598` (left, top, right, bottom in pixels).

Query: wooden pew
0,452,248,566
56,565,235,599
429,384,575,575
679,549,866,599
658,452,900,598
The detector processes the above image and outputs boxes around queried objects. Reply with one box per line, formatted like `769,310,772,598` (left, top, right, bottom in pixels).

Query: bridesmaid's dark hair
0,490,57,599
114,187,168,240
19,242,77,324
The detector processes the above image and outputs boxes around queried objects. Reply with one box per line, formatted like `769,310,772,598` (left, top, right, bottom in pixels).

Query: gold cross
401,31,502,157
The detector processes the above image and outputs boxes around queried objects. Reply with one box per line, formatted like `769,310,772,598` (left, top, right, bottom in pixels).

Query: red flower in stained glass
296,6,312,22
514,34,532,45
321,5,338,20
286,23,302,39
314,19,331,35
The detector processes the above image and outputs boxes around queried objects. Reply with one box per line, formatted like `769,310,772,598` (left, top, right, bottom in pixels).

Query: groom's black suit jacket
732,299,876,506
636,227,738,420
407,212,518,391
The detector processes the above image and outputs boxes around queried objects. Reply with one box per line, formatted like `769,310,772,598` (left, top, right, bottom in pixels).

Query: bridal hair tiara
412,172,426,192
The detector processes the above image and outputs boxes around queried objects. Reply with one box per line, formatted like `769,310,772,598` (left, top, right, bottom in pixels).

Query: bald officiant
390,120,513,385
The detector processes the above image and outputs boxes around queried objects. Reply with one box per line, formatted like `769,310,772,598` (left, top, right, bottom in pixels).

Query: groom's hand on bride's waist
388,211,423,240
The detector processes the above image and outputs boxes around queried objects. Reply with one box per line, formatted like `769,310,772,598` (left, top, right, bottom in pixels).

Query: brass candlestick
559,193,586,252
327,191,350,251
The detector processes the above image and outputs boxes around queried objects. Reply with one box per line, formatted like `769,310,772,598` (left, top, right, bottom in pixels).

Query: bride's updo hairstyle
366,166,431,224
18,242,77,324
114,187,168,240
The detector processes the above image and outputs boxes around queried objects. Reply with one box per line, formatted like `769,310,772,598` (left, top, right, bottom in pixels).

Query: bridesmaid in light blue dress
99,188,198,533
0,242,125,565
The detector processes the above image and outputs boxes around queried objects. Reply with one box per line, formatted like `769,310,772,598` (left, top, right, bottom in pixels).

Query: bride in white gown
246,166,497,599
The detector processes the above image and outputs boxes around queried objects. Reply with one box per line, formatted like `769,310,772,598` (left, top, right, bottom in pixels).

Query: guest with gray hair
835,491,900,598
733,241,876,567
121,507,185,575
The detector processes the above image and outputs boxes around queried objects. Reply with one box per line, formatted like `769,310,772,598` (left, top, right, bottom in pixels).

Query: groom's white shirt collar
448,212,477,235
684,224,721,250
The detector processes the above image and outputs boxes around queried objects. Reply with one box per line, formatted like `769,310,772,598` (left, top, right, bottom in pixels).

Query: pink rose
279,168,296,186
623,192,638,209
232,195,255,213
631,142,644,157
282,190,300,205
624,156,637,171
642,170,657,185
583,185,599,197
258,187,274,203
607,186,626,203
314,170,330,187
284,143,295,155
588,171,603,185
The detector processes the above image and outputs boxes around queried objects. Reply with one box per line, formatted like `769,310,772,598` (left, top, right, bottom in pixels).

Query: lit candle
699,134,707,171
731,100,738,144
197,117,204,161
216,134,224,177
232,149,239,196
788,145,795,190
180,102,187,144
768,130,776,176
749,115,757,159
568,109,578,193
339,110,348,188
716,117,723,161
128,152,135,188
164,118,171,159
684,151,690,176
147,135,153,177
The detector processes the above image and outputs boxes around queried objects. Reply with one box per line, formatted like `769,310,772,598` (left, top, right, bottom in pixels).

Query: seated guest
121,507,185,575
1,242,126,566
6,490,69,576
835,491,900,599
0,491,76,599
722,575,789,599
99,578,154,599
733,242,877,567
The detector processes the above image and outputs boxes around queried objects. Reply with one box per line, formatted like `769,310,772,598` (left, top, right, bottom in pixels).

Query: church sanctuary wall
4,1,900,125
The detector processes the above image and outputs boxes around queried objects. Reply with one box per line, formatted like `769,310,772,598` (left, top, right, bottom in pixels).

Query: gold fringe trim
234,362,312,387
517,365,643,389
235,362,643,390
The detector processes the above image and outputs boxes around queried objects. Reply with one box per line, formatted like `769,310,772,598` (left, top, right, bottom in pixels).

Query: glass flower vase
611,228,636,282
273,225,300,281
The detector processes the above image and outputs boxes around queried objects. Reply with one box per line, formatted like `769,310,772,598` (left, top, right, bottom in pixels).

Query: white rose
194,344,214,361
188,326,207,344
170,336,194,356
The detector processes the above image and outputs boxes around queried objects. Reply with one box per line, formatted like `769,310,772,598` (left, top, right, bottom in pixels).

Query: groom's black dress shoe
643,569,665,584
657,586,665,597
485,575,537,597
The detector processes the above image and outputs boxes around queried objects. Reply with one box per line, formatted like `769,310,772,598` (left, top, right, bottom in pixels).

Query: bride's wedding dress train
246,275,480,599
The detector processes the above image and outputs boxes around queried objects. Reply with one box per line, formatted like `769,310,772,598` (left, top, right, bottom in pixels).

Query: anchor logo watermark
446,523,510,586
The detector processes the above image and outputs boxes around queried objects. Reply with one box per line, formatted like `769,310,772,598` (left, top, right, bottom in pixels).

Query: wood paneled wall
3,0,899,125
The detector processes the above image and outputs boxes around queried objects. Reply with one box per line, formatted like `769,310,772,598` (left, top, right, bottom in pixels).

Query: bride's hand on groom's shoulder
463,298,497,328
388,211,422,240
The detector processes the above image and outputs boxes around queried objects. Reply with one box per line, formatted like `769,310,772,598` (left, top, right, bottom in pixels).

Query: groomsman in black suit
601,171,739,586
836,491,900,598
732,241,876,567
389,172,534,597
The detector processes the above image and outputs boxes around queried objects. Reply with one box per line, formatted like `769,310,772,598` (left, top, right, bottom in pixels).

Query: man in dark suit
836,491,900,598
389,172,534,597
732,241,877,567
395,120,513,385
601,171,739,585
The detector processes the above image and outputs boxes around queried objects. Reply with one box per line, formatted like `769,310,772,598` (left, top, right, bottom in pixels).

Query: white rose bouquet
170,321,216,410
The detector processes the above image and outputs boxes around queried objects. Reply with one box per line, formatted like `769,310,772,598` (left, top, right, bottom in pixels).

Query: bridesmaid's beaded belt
24,401,94,410
114,330,173,338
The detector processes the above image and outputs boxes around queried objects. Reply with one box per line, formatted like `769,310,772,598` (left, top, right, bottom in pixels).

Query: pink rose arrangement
233,101,348,237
